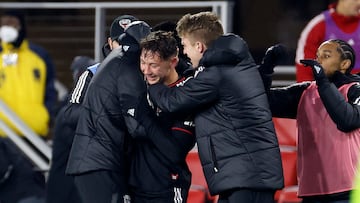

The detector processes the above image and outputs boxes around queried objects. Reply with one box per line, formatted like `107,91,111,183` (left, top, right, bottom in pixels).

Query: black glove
118,21,151,46
123,94,156,139
300,59,327,85
259,44,288,75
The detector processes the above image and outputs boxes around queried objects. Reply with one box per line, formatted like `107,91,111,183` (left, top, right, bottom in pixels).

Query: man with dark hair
126,30,196,203
152,21,191,67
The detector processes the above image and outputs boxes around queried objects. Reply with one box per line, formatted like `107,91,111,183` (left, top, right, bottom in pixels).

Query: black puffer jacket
148,34,284,195
66,45,146,176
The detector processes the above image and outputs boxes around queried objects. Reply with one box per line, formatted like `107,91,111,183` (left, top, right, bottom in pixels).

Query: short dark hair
140,31,178,60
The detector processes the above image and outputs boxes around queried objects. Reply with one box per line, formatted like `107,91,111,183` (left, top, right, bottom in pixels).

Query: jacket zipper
209,137,219,173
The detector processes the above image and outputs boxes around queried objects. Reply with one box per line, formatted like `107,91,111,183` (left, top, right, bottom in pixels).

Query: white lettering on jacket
176,66,206,87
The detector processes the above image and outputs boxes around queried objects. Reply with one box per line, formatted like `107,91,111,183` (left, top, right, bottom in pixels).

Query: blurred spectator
0,9,56,203
46,56,95,203
295,0,360,82
0,9,57,137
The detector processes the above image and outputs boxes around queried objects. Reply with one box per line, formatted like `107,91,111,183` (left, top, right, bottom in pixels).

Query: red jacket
295,3,360,82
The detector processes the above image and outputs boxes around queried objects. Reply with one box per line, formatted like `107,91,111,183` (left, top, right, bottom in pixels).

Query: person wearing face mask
0,9,56,136
0,9,56,203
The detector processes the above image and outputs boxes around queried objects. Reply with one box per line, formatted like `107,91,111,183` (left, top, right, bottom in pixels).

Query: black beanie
70,56,96,82
110,15,138,41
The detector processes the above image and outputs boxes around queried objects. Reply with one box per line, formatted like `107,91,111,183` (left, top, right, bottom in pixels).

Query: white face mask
0,26,19,43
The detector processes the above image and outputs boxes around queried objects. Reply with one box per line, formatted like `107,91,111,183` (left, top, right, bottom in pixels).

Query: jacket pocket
209,137,219,173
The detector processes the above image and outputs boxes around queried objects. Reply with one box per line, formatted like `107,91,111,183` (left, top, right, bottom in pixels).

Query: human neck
163,70,179,86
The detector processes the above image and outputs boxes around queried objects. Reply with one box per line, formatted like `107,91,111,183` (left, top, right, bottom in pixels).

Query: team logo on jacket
33,68,41,81
127,108,135,117
194,66,205,78
2,53,18,66
119,19,132,29
0,70,5,87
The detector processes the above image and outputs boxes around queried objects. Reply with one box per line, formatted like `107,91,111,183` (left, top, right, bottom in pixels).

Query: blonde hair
176,11,224,47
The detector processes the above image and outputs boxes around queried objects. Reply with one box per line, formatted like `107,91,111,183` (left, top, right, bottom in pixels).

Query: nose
141,64,151,75
315,56,322,64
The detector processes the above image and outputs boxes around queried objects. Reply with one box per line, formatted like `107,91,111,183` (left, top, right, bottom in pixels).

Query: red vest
297,82,360,196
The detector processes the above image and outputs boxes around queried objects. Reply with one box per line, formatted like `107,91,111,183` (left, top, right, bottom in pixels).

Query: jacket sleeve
62,70,93,130
318,81,360,132
124,95,195,164
259,61,309,118
148,66,220,113
268,82,310,118
144,117,195,164
43,51,57,117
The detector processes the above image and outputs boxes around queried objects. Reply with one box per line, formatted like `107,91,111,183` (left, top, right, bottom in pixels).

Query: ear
340,59,351,73
107,37,113,50
170,56,179,68
195,41,206,54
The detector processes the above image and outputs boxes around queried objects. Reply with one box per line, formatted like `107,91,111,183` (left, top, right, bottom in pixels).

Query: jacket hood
200,33,256,67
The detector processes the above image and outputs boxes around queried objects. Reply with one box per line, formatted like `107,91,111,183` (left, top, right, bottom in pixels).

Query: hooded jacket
66,21,151,176
148,34,284,195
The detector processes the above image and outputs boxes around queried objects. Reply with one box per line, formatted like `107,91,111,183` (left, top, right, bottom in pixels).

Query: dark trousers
74,170,129,203
131,186,189,203
0,137,46,203
302,191,349,203
46,108,81,203
217,188,275,203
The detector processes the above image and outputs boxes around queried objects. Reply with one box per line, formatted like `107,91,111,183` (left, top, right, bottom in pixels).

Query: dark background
0,0,335,89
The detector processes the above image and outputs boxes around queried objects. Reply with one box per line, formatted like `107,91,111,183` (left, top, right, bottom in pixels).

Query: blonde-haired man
147,11,284,203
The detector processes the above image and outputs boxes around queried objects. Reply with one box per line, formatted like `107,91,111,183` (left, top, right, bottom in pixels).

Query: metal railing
0,3,295,171
0,1,234,62
0,99,51,171
273,65,296,86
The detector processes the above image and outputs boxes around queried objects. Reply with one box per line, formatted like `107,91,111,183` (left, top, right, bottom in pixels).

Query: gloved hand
123,94,156,139
118,21,151,46
259,44,288,75
300,59,327,85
